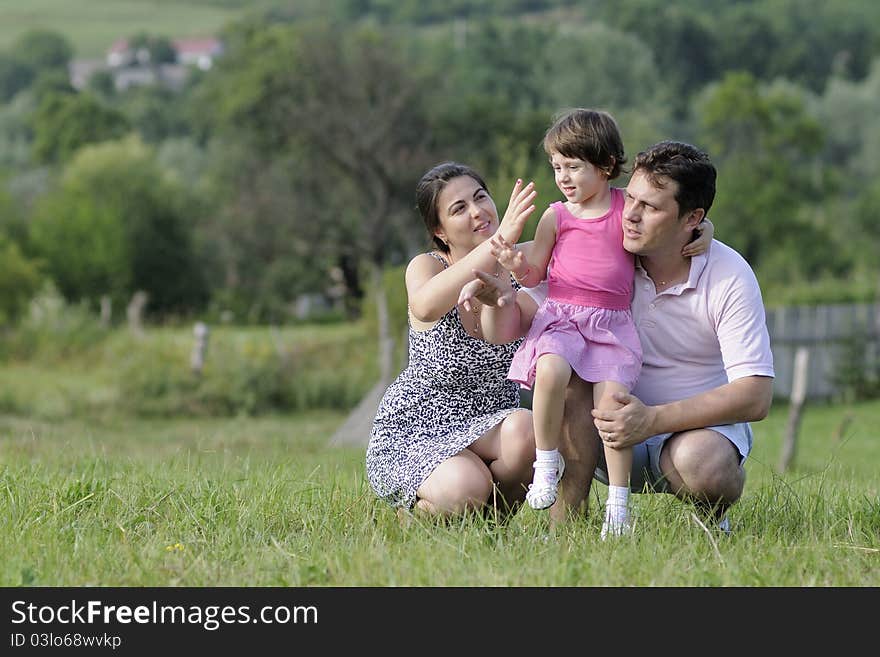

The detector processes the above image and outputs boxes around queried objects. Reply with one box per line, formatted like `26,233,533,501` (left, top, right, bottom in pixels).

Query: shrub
0,282,109,363
116,324,378,417
831,329,880,402
0,235,42,326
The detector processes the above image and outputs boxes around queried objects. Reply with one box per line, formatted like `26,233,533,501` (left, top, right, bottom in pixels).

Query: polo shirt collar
634,243,711,295
684,248,709,290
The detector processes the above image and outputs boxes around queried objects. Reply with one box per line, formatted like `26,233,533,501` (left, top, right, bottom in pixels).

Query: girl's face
550,152,607,204
434,176,498,252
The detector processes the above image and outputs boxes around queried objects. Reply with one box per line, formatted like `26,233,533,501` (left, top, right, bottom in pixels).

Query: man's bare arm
592,376,773,449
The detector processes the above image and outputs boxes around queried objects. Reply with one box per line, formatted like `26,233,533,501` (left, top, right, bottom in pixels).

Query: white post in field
191,322,209,376
779,346,810,472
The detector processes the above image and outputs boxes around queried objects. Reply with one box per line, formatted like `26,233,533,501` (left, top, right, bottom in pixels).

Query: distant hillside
0,0,265,58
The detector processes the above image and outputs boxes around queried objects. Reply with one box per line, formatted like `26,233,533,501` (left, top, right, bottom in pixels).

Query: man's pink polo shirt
524,239,775,405
630,239,774,406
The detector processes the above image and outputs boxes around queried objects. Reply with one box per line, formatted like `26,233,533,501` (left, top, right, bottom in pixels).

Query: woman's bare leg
469,409,535,513
415,449,493,517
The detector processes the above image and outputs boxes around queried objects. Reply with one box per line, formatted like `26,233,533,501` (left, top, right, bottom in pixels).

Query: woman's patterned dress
366,254,523,508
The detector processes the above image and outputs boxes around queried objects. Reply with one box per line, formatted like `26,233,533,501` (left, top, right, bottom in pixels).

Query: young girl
489,109,711,538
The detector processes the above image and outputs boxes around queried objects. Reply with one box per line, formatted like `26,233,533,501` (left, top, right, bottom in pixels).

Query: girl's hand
490,235,524,273
682,217,714,257
458,270,516,310
497,179,537,245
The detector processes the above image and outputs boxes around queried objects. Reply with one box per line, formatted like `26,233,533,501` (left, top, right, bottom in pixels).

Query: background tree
761,0,874,92
0,54,34,103
29,136,207,316
86,70,116,100
0,234,42,326
128,32,178,66
816,59,880,184
597,0,720,117
696,72,850,286
0,96,35,170
31,91,129,164
0,29,72,103
0,179,28,249
192,21,432,322
13,29,73,75
117,85,188,143
4,0,880,320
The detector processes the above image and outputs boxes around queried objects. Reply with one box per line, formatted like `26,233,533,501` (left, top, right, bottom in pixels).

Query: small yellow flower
165,542,185,552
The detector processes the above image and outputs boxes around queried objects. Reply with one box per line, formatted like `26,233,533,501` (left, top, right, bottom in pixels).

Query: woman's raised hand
497,179,536,245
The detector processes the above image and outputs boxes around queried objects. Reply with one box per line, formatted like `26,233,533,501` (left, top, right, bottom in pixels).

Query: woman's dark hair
415,162,489,253
543,108,626,180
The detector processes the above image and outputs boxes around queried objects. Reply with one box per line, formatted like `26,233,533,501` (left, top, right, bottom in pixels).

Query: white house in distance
106,36,224,70
172,37,224,70
69,35,225,91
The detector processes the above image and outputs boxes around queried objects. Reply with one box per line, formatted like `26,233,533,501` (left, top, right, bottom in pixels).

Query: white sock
605,485,630,525
535,448,559,463
534,448,560,484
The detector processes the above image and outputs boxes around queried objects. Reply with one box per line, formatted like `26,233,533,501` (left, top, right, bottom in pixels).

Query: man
464,140,775,530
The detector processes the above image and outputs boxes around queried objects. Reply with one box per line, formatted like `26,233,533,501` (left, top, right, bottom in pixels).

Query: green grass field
0,0,267,57
1,359,878,585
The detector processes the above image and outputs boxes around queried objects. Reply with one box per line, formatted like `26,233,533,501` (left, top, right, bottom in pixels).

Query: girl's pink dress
508,188,642,390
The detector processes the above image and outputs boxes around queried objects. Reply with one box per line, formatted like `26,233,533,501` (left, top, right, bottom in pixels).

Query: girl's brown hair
543,108,626,180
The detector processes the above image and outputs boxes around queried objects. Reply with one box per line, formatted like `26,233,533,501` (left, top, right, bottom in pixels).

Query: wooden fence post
99,295,112,328
779,346,810,472
126,291,148,337
190,322,209,376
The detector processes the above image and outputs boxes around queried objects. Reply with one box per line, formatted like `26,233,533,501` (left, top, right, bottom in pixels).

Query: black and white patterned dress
366,254,524,509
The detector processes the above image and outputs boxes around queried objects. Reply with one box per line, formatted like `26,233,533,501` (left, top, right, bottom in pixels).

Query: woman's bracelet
512,266,531,283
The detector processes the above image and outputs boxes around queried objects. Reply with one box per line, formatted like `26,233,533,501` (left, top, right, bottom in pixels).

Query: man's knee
663,431,744,503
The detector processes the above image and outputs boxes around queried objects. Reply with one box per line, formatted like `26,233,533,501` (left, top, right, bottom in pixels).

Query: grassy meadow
1,322,878,587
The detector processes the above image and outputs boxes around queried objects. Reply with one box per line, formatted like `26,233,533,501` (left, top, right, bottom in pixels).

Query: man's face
622,170,693,256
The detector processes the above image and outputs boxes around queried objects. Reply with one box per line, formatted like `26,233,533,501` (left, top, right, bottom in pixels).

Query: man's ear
684,208,705,230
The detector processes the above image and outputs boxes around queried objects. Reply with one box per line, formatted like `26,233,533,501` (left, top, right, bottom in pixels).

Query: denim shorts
593,423,753,493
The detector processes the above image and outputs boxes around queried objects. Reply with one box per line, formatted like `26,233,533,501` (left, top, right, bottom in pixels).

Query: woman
366,162,540,517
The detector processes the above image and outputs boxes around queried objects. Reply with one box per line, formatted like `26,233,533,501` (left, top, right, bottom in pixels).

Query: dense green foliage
29,137,207,315
0,234,42,325
0,0,878,324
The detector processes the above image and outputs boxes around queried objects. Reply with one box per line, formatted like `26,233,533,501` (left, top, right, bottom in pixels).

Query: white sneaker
525,454,565,510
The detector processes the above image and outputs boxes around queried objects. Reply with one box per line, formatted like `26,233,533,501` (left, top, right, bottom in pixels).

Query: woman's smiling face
434,175,499,252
